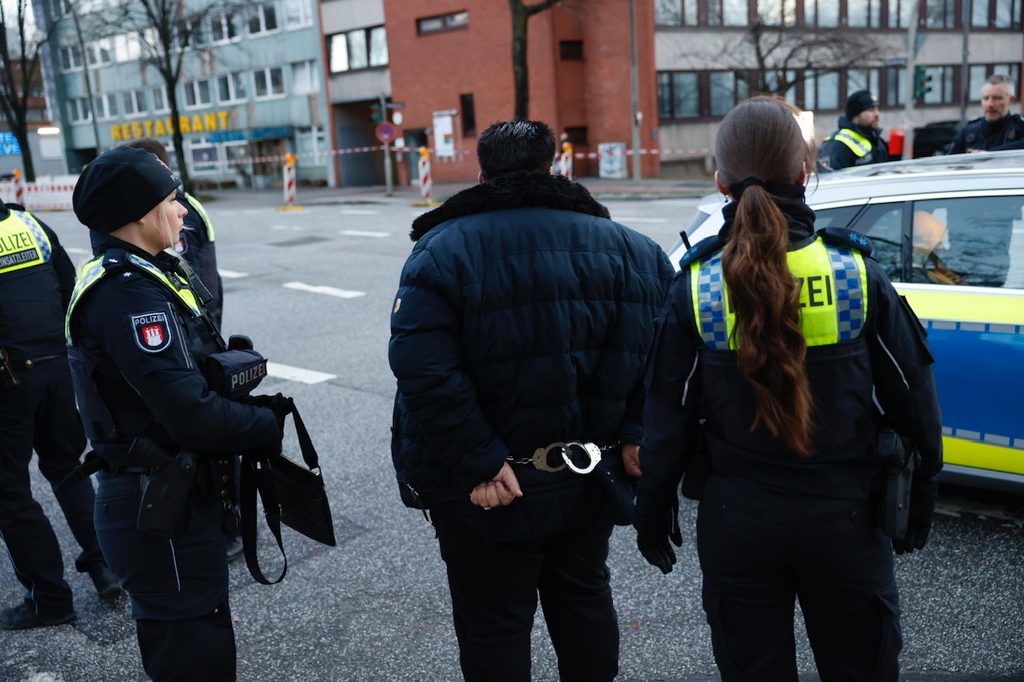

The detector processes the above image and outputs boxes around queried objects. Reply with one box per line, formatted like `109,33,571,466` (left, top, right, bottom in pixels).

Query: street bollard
413,147,438,207
277,153,303,212
559,142,574,181
12,169,24,207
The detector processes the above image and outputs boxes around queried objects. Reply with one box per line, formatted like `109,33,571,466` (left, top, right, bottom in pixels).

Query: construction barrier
418,147,432,203
282,153,296,206
0,173,76,211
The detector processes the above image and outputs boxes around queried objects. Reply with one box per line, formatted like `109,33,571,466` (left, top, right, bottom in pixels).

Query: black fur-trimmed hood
410,172,610,241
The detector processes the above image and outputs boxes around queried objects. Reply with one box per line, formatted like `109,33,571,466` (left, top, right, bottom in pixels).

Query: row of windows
657,63,1021,119
66,62,319,123
655,0,1022,29
327,26,389,73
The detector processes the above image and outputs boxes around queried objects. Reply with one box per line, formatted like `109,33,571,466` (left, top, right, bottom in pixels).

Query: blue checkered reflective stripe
696,254,729,350
11,211,50,262
826,244,865,340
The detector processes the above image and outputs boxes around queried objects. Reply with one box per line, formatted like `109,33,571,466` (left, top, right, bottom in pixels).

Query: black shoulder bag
241,401,336,585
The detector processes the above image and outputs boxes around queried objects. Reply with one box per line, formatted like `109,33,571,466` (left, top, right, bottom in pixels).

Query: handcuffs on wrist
507,441,603,475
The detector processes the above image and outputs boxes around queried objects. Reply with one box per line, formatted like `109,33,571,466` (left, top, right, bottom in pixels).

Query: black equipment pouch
878,428,917,539
203,349,268,399
137,448,198,538
0,348,20,389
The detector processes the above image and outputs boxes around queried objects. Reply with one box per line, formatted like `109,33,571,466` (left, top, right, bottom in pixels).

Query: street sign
392,111,404,126
375,121,397,143
386,102,405,110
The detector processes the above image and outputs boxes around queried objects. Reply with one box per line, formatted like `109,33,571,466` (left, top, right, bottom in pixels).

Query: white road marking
266,361,336,385
340,229,390,238
218,269,248,279
283,281,366,299
615,217,670,223
270,224,304,231
340,209,380,216
65,247,90,255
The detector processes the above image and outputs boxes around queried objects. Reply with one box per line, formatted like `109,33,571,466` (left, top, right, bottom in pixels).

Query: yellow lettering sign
143,120,153,137
178,116,191,134
154,119,166,136
204,113,217,131
132,121,143,139
218,111,229,129
191,115,204,132
111,125,122,141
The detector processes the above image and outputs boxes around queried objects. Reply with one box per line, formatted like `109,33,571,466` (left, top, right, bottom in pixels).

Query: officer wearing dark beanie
818,89,890,171
66,146,283,680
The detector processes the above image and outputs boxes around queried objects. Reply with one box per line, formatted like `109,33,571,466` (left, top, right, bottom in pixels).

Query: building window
59,45,82,71
710,71,748,116
113,33,141,62
329,26,388,73
248,3,279,36
282,0,312,28
926,0,957,27
655,0,699,25
847,0,882,27
93,93,118,121
417,11,469,35
708,0,747,26
123,89,147,117
919,65,956,104
151,86,169,114
190,141,220,175
459,93,476,137
184,79,213,108
804,0,840,26
969,63,1021,101
86,38,113,67
804,70,840,111
846,68,881,103
760,0,798,26
253,66,285,99
217,72,249,104
889,0,917,27
994,0,1022,27
657,72,700,119
209,11,239,43
559,40,584,61
296,127,327,166
886,65,906,107
67,97,91,123
291,60,319,96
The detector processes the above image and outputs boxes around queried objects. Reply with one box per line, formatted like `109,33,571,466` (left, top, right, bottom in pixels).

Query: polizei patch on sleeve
131,312,173,353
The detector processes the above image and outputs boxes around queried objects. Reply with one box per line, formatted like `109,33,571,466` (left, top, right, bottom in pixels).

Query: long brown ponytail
715,97,815,456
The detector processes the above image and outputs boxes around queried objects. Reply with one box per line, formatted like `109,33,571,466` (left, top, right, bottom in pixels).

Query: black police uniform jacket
637,198,943,514
947,113,1024,154
0,204,75,361
68,235,277,481
390,173,674,541
818,116,890,172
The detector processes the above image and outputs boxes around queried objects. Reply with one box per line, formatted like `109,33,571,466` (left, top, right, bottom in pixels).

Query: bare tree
738,19,887,101
99,0,242,191
0,0,56,181
509,0,562,119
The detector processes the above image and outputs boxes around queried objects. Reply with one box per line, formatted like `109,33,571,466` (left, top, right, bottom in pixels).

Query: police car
667,151,1024,492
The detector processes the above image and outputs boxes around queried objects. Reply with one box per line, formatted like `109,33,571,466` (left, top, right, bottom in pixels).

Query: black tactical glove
634,495,683,575
893,477,938,555
244,393,293,431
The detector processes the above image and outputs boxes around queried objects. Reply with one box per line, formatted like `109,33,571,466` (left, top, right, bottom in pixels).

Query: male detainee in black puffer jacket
389,120,673,682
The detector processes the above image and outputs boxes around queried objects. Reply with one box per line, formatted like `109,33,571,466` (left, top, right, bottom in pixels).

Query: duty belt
507,441,603,475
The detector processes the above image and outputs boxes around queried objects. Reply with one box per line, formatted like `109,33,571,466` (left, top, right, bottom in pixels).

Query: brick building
380,0,660,183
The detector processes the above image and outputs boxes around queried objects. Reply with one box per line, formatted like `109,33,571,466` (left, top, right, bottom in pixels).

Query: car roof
806,150,1024,204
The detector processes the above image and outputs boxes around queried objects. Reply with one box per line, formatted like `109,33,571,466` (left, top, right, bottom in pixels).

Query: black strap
241,451,288,585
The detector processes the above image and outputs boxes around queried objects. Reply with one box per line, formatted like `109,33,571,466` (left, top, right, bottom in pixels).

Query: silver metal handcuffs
527,441,602,475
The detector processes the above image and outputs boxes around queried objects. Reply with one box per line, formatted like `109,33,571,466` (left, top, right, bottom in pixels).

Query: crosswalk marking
266,361,336,385
218,269,248,279
339,209,380,216
283,281,365,299
340,229,390,238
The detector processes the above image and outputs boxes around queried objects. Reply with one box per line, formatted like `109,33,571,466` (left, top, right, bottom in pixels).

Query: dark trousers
433,512,619,682
696,481,902,682
0,358,100,615
137,600,236,681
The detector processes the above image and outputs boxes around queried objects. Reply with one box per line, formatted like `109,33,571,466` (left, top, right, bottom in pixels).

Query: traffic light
913,66,933,100
370,104,383,124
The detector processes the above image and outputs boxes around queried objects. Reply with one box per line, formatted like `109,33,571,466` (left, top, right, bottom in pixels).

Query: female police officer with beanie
67,147,283,680
635,97,942,681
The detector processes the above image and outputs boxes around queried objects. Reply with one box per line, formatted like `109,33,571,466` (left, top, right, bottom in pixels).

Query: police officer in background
636,97,942,680
947,74,1024,154
68,147,283,680
125,138,224,326
818,90,890,171
0,199,121,630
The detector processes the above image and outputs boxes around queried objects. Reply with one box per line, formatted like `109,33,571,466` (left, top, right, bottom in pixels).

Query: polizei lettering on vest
230,363,268,391
0,230,33,254
795,275,834,308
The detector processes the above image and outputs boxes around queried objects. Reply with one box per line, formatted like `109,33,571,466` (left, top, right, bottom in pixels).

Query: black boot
0,602,76,630
87,562,123,599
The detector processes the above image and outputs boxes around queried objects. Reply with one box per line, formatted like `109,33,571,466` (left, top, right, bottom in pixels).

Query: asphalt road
1,186,1021,681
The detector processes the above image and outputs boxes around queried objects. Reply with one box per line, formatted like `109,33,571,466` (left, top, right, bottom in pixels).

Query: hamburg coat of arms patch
131,311,173,353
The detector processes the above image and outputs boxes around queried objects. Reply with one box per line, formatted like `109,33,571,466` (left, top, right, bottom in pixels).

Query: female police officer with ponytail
67,147,283,680
635,97,942,681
